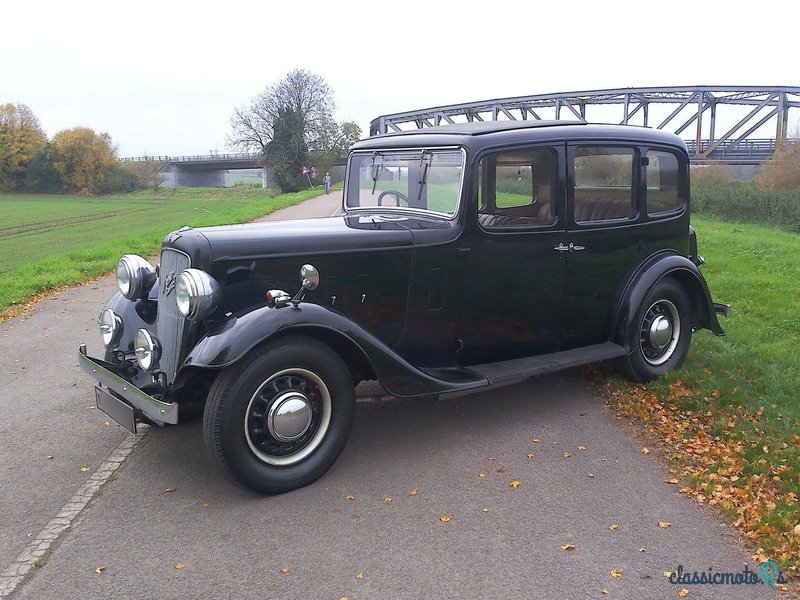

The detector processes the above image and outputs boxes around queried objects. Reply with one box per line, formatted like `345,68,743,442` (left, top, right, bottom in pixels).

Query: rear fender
181,303,485,398
611,251,725,345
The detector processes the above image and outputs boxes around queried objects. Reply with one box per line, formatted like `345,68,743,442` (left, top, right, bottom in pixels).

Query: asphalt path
0,191,775,599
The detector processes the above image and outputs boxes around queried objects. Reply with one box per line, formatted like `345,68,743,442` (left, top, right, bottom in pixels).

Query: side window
646,150,682,216
573,147,636,223
477,148,556,229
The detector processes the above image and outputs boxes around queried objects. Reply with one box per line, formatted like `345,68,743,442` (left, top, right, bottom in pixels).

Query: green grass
0,186,326,313
693,181,800,232
601,215,800,568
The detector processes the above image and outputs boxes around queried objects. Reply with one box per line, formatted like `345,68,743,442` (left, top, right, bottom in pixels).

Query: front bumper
78,344,179,425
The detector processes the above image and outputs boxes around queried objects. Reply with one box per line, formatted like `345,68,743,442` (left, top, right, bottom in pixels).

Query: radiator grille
156,248,191,385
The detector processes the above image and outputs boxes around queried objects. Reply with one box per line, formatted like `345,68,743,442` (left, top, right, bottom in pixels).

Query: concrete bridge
122,153,269,188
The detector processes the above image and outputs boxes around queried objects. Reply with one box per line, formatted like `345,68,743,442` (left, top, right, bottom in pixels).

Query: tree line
0,104,163,194
2,69,361,195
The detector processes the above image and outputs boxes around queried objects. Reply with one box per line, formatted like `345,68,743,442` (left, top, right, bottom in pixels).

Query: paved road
0,191,775,599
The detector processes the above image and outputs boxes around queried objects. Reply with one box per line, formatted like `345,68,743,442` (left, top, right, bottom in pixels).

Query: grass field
0,186,326,315
598,215,800,573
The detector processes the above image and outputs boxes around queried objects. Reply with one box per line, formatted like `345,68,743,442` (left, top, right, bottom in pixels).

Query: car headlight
116,255,157,300
134,329,161,372
175,269,220,321
98,309,123,348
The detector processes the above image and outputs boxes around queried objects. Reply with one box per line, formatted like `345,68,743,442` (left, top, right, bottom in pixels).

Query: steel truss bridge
369,86,800,164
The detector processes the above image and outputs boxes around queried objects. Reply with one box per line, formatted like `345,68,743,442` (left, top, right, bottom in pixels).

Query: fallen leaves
658,521,672,529
510,480,521,489
678,589,689,597
345,495,354,500
610,568,623,578
532,437,540,443
495,465,506,473
527,453,535,458
665,478,680,484
280,566,290,574
608,524,618,531
175,563,185,570
641,447,650,454
355,572,364,579
94,566,106,574
410,488,419,497
563,452,571,459
164,487,176,493
638,547,646,553
479,473,487,478
560,544,575,551
794,524,800,537
439,515,451,523
602,589,609,595
577,445,587,451
45,455,53,460
481,507,490,513
383,497,392,503
80,466,90,472
587,472,595,478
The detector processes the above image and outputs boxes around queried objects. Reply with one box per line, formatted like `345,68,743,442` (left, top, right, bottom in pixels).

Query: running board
467,342,627,387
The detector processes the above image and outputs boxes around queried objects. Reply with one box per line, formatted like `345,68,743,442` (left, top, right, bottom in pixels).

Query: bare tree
228,69,337,153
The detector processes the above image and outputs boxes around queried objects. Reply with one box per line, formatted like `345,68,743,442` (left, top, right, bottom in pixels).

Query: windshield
345,148,464,217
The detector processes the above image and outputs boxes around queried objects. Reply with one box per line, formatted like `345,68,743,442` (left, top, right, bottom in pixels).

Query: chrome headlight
116,255,157,300
134,329,161,372
98,309,123,348
175,269,220,321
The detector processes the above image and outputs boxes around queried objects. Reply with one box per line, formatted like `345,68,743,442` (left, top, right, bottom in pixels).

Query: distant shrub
690,163,733,186
692,180,800,232
755,142,800,190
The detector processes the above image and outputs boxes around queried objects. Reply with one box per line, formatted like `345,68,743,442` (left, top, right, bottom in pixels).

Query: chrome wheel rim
245,368,332,466
639,299,680,366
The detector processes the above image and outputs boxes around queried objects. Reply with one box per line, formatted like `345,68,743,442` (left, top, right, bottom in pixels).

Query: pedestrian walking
323,172,331,194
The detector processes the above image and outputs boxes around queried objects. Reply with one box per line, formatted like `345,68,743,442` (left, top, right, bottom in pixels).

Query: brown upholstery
573,198,633,222
478,201,554,228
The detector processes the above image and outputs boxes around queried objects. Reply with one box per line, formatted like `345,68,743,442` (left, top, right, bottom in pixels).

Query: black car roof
351,121,688,152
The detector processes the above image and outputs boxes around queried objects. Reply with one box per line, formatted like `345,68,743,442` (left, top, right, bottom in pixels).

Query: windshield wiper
416,150,431,201
370,152,383,195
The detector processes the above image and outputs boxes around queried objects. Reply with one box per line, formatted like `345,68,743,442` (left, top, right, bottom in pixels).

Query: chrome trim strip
78,345,178,425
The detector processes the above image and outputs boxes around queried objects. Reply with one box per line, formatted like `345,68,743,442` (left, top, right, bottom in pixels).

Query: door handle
554,242,586,252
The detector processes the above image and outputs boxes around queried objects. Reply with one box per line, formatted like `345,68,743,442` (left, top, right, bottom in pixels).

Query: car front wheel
203,335,355,494
620,278,692,383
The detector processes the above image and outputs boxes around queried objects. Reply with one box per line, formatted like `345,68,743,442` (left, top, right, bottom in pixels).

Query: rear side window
646,150,682,215
477,148,556,229
573,147,636,223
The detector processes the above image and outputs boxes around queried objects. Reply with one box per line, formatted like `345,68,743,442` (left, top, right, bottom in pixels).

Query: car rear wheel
620,278,692,383
203,335,355,494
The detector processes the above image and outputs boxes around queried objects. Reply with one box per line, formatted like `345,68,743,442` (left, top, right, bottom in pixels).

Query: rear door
562,143,645,348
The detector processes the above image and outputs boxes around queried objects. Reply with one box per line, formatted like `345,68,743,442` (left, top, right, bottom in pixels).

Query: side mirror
300,264,320,290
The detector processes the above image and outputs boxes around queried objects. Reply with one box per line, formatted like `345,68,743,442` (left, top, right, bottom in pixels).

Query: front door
458,145,567,365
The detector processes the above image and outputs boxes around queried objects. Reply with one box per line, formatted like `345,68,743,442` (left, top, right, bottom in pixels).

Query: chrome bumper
78,345,179,425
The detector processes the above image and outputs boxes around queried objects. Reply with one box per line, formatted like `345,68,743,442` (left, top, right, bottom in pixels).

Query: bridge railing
121,153,262,163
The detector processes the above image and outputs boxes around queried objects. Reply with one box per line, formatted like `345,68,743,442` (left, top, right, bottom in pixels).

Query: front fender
181,303,487,398
612,251,725,344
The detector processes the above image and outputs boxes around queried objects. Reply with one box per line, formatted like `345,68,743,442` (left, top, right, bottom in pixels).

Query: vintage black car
79,120,729,493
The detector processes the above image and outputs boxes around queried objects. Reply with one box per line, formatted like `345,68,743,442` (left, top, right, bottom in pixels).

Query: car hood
195,214,422,262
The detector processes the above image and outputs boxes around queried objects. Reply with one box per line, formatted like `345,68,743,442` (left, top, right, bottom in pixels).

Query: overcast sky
2,0,795,156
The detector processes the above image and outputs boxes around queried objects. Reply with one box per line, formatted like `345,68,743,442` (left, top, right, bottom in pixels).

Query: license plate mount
95,385,136,434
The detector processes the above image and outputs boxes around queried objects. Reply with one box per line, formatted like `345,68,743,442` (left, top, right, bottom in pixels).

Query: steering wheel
377,190,410,207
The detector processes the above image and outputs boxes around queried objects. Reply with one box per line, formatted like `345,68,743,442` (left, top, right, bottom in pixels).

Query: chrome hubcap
244,368,332,467
267,393,312,441
649,315,673,349
639,299,680,366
